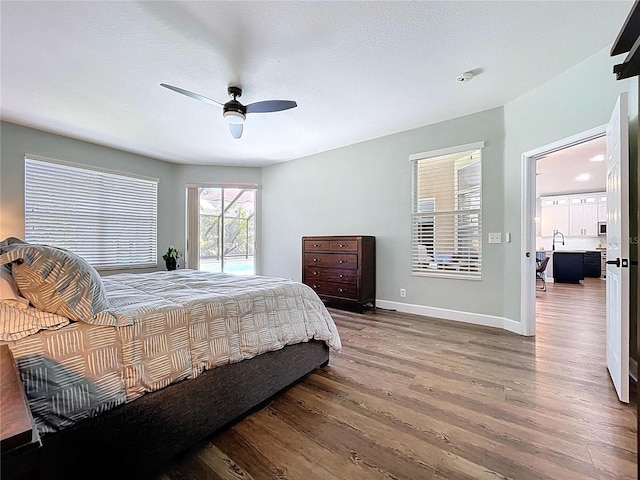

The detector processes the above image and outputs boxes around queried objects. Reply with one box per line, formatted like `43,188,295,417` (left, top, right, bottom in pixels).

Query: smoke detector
456,71,474,83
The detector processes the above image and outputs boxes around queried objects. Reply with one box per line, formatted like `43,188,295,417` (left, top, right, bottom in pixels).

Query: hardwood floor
155,278,636,480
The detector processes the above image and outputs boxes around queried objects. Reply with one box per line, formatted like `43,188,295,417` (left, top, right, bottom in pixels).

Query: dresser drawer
304,239,331,251
303,253,358,270
302,235,375,312
330,239,358,252
306,281,358,300
304,267,357,284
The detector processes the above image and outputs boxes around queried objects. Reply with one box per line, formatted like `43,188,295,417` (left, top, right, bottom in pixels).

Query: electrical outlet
400,288,406,298
488,232,502,244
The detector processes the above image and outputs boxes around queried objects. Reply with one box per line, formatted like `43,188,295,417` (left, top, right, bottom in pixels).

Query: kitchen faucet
552,230,565,251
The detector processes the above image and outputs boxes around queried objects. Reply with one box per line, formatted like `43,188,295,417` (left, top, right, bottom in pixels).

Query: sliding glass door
193,186,256,275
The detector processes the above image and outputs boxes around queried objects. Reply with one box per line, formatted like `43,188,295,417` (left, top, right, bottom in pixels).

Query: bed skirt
31,340,330,480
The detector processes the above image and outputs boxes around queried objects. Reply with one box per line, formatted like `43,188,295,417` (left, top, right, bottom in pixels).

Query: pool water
200,258,255,275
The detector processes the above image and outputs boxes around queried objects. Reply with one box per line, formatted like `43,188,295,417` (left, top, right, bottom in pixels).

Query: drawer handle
313,271,319,275
312,244,320,247
338,274,344,278
313,258,320,262
312,284,319,289
338,260,346,264
338,288,347,292
338,244,347,248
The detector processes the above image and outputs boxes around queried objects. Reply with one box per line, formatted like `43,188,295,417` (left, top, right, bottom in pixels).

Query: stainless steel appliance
598,222,607,235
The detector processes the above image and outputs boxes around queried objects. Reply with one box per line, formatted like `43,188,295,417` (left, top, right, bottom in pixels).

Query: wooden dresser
302,236,375,312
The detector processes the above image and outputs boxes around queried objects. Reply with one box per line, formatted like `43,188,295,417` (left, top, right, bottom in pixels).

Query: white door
606,92,630,403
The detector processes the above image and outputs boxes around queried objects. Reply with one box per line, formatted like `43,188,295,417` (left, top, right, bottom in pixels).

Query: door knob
606,258,621,267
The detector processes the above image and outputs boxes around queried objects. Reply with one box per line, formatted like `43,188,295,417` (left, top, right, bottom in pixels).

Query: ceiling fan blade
160,83,223,108
245,100,297,114
229,123,243,139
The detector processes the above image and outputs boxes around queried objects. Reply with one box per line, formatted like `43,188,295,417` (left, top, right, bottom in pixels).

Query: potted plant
162,246,182,271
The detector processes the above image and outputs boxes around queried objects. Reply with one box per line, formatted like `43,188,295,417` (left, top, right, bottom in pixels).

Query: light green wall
1,44,635,328
261,107,506,317
0,121,178,273
502,46,634,323
0,121,261,274
170,164,262,271
261,45,636,327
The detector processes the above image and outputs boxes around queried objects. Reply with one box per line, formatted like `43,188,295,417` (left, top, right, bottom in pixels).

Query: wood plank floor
154,278,636,480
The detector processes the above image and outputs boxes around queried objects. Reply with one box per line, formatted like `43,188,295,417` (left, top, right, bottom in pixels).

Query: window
186,185,257,275
411,142,483,278
25,155,158,269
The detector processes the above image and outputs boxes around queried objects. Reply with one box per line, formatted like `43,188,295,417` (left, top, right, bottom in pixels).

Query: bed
0,243,341,480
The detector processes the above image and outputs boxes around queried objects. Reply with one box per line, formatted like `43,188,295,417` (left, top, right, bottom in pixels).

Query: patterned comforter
7,270,341,434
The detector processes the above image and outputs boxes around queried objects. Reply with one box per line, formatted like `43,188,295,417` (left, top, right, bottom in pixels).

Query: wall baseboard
502,317,526,335
375,299,525,335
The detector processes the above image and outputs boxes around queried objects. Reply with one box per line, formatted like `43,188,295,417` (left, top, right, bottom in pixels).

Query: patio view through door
196,186,256,275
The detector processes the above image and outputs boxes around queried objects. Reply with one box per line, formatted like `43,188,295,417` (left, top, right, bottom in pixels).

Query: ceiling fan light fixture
161,83,297,139
223,110,245,124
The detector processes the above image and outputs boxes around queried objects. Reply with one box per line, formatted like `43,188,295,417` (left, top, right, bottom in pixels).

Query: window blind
25,156,158,269
411,145,482,278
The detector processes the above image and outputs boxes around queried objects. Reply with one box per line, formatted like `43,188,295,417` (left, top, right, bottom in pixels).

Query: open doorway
521,125,606,335
534,136,607,293
520,93,633,404
186,184,258,275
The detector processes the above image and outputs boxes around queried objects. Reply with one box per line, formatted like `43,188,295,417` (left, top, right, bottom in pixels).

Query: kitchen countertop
540,250,602,254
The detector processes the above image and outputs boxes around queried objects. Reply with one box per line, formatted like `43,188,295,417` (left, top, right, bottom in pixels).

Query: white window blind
25,156,158,269
411,144,483,278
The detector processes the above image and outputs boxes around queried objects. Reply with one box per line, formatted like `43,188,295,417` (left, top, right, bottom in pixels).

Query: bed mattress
6,270,341,434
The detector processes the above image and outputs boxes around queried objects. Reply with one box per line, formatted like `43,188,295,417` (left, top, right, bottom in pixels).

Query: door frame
520,125,606,336
185,183,261,275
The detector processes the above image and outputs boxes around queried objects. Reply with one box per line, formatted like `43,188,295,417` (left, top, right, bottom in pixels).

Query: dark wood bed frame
27,340,329,480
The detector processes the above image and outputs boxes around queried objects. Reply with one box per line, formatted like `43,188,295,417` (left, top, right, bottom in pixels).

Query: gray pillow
0,244,110,322
0,236,29,249
0,237,28,274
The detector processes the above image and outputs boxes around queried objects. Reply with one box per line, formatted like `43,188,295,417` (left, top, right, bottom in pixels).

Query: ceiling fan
160,83,297,139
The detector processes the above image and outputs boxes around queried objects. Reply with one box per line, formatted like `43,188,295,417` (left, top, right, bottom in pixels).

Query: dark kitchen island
552,251,585,283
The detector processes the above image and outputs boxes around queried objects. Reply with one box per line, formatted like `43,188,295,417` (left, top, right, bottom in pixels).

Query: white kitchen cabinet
540,192,604,237
598,194,607,222
540,196,569,237
569,194,599,236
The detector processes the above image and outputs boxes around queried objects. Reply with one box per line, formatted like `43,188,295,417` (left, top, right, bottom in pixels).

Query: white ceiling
0,1,632,167
536,136,607,197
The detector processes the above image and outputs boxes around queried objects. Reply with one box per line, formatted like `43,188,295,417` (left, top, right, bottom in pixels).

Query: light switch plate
488,232,502,244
